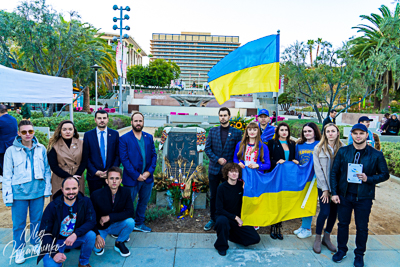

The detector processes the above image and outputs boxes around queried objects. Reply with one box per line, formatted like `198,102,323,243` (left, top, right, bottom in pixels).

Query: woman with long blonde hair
312,123,344,254
47,120,88,196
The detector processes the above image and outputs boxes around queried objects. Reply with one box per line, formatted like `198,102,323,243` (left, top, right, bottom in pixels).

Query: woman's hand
235,216,243,227
238,162,245,169
292,160,299,165
73,175,81,180
248,163,259,169
277,159,285,164
320,190,330,204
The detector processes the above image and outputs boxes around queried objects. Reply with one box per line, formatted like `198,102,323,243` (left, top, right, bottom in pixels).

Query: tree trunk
382,72,390,109
373,96,381,110
83,86,90,113
313,104,322,123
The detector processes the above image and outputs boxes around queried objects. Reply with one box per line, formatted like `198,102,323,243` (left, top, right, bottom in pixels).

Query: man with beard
119,112,157,233
204,107,243,231
257,109,275,143
37,177,96,267
330,123,389,267
83,110,120,194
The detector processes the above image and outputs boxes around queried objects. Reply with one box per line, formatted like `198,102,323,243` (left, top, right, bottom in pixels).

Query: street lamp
90,64,102,113
112,5,130,115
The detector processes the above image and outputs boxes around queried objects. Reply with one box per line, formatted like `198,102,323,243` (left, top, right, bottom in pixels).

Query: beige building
100,32,147,67
150,32,240,86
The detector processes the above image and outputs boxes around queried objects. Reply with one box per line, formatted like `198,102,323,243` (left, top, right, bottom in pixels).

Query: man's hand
217,158,227,166
142,171,151,179
137,175,146,182
53,253,66,263
238,162,245,169
356,173,368,182
64,233,77,247
320,190,330,204
72,175,81,180
331,195,340,204
277,159,285,164
235,216,243,227
95,235,105,249
248,163,259,169
95,171,107,178
292,160,299,165
100,215,110,226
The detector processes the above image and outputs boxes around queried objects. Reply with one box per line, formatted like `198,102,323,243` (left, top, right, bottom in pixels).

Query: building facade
150,32,240,87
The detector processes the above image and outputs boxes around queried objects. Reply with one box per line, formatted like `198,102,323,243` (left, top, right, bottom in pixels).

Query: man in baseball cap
348,116,375,147
257,109,275,143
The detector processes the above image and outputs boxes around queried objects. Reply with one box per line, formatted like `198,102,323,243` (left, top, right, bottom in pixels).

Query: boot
322,232,337,252
313,234,322,254
276,222,283,240
270,224,277,239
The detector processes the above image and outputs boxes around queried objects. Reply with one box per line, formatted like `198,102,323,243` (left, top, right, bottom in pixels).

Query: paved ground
0,229,399,267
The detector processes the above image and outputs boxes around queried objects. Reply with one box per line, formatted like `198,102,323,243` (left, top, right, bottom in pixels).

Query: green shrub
154,126,164,138
35,130,49,148
31,111,44,119
74,117,97,132
144,204,174,223
381,142,400,177
285,119,345,139
8,111,23,124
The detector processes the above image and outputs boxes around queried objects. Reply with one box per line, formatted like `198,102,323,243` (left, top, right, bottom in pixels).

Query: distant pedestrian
0,104,18,179
381,113,400,136
322,109,337,129
21,103,31,120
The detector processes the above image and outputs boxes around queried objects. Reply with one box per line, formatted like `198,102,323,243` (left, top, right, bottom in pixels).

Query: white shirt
96,127,108,161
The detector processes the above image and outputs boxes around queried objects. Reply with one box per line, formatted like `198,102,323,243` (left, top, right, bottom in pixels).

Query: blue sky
1,0,395,64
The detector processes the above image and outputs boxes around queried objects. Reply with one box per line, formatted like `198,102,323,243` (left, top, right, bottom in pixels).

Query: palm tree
307,39,315,66
315,38,323,59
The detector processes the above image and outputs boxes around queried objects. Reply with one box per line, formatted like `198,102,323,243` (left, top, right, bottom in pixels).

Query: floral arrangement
229,111,254,132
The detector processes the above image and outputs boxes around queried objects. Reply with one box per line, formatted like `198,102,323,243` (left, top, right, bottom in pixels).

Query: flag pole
275,30,280,123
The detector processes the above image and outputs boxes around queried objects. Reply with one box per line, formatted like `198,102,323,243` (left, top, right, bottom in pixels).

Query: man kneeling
214,163,260,256
37,177,96,267
91,167,135,257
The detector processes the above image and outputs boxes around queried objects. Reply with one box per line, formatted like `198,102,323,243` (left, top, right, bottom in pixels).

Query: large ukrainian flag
207,34,280,105
241,159,317,227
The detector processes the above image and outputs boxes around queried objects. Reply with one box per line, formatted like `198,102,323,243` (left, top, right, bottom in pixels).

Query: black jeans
316,188,338,235
87,179,108,195
0,152,4,176
214,215,260,251
337,193,373,256
209,172,224,221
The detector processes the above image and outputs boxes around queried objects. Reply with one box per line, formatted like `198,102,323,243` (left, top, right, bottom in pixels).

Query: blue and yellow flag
241,159,317,227
207,34,280,104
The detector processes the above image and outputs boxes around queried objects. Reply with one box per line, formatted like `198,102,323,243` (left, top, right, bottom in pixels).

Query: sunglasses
20,130,34,135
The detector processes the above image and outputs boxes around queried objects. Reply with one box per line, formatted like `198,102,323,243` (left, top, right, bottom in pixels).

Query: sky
1,0,396,65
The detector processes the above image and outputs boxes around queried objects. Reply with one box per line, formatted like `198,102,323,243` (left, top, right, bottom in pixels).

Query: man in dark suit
0,104,18,179
91,166,135,257
84,110,120,194
322,109,337,129
204,107,243,231
119,112,157,233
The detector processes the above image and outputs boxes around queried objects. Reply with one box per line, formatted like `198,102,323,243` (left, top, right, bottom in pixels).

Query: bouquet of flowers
229,111,254,132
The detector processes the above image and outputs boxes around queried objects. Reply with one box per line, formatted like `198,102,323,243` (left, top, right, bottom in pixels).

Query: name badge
347,163,363,184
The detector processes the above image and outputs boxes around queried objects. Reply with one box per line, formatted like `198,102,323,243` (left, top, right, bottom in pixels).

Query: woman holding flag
267,122,299,240
294,122,321,239
312,123,344,253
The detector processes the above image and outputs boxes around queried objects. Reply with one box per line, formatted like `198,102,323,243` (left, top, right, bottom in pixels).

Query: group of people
0,104,391,267
204,107,389,267
1,104,156,267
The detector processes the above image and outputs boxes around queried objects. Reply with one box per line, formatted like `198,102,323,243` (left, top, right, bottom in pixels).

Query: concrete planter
156,191,206,209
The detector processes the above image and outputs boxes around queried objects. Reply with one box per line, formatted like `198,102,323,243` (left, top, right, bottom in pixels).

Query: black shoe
354,255,364,267
204,220,215,231
114,241,130,257
218,250,227,256
276,223,283,240
332,250,347,263
270,224,277,239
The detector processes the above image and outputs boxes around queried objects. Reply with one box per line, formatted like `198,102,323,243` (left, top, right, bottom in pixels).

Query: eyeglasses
20,130,34,135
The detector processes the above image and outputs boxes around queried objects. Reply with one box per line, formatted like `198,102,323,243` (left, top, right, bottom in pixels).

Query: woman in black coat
266,122,299,240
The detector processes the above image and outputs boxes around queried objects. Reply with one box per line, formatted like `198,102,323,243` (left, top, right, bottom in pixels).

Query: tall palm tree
307,39,315,66
315,38,323,59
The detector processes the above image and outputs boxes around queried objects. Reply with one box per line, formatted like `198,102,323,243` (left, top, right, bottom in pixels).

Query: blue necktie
100,131,106,168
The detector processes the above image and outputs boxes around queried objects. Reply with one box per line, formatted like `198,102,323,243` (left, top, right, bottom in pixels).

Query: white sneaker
293,227,304,235
297,228,312,239
15,249,25,264
0,175,3,183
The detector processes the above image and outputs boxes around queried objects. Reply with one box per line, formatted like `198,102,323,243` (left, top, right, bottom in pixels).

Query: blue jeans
93,218,135,252
43,230,96,267
337,193,373,256
126,182,154,225
11,197,44,250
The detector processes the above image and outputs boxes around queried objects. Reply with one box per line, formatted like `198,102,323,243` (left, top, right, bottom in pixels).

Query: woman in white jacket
312,123,344,254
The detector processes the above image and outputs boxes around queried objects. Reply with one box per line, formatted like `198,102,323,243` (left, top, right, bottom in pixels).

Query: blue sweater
295,141,320,165
233,141,271,171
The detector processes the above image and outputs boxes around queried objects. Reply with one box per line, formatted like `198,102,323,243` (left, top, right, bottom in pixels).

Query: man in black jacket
91,166,135,257
330,123,389,267
322,109,337,129
38,177,96,267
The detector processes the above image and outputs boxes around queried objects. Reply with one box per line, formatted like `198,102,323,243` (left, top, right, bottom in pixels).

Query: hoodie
11,136,45,201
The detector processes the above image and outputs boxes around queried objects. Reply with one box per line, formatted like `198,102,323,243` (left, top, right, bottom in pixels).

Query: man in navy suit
0,104,18,180
119,112,157,233
204,107,243,231
84,110,120,194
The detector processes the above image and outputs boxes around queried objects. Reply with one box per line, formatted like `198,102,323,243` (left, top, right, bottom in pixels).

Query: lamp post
112,5,130,115
90,64,102,113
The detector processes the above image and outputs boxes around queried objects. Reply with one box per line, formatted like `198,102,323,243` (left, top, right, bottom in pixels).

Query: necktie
100,131,106,168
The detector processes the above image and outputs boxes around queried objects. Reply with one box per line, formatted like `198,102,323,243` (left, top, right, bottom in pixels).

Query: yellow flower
236,122,243,129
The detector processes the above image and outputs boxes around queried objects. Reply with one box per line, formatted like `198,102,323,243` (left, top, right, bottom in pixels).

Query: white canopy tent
0,64,74,120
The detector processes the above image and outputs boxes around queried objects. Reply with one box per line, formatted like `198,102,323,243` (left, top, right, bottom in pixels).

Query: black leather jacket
330,144,389,200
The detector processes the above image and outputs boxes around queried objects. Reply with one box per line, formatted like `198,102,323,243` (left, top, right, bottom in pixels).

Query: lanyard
354,152,360,164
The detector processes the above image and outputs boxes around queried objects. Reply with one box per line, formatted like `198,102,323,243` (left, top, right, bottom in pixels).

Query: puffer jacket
330,144,389,200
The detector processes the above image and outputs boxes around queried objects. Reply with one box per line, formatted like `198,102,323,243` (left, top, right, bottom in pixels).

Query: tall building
150,32,240,87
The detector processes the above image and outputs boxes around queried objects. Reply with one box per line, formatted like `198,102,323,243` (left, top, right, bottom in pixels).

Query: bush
381,142,400,177
144,204,174,223
35,130,49,148
285,119,345,139
74,117,97,132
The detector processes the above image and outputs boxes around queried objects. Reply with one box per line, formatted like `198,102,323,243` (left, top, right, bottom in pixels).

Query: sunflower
235,122,243,129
